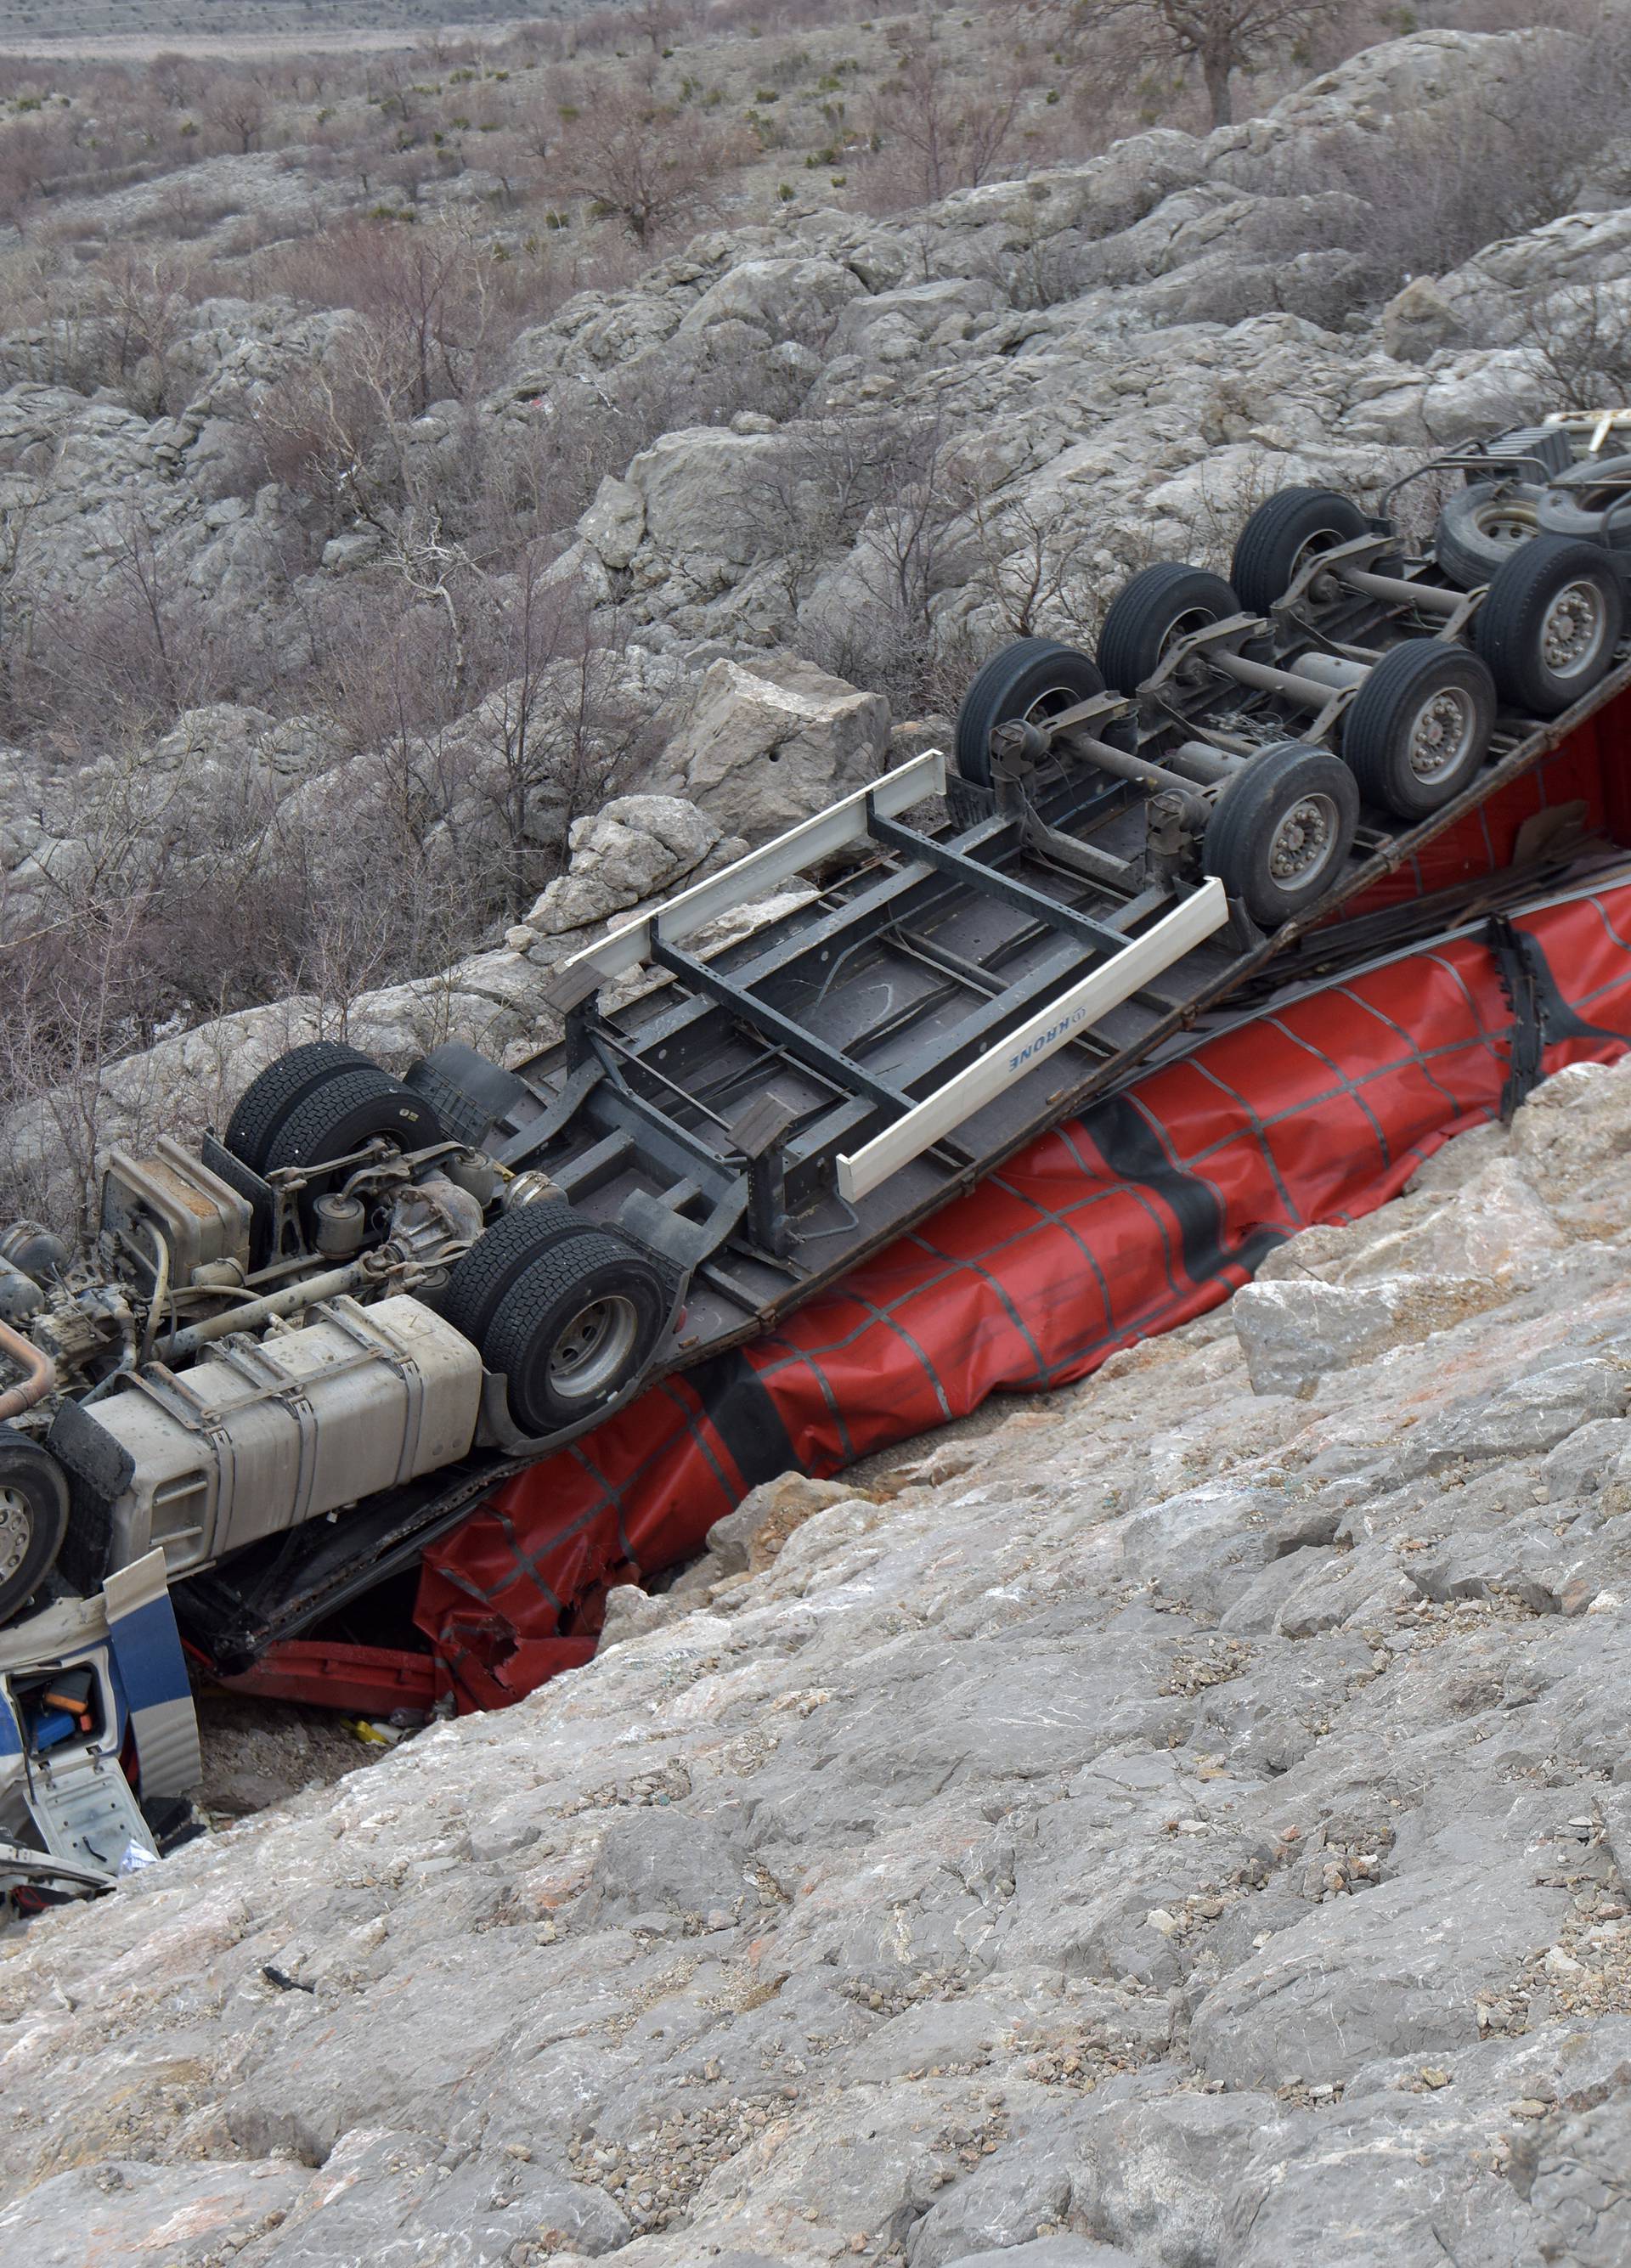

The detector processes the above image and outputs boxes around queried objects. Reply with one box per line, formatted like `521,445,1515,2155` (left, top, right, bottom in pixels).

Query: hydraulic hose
0,1318,57,1422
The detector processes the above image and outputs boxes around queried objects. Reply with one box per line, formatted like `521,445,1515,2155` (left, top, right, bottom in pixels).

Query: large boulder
649,652,889,838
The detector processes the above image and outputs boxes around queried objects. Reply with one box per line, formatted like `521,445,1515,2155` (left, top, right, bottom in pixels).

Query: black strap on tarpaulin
682,1350,799,1491
1079,1091,1289,1289
1486,915,1547,1124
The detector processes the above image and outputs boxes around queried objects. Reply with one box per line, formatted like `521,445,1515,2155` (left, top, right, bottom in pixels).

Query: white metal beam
562,748,948,984
835,877,1228,1203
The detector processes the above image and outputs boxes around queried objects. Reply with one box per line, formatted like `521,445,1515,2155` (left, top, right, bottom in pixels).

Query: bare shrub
0,899,163,1237
958,491,1102,641
257,217,534,411
201,76,268,157
744,407,985,711
547,90,747,244
1257,25,1631,300
1520,282,1631,412
3,510,238,743
856,37,1024,213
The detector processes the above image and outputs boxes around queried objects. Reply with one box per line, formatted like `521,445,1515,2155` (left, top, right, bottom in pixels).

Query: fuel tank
76,1295,483,1580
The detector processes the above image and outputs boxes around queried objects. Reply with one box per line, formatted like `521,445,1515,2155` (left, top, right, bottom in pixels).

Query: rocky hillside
7,21,1631,1223
3,1050,1630,2265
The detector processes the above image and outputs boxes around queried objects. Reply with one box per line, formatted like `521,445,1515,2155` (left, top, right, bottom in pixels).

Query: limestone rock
577,475,646,572
703,1474,868,1578
654,653,889,836
522,794,721,936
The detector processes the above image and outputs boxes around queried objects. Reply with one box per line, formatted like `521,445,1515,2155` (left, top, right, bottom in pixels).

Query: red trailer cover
408,868,1631,1712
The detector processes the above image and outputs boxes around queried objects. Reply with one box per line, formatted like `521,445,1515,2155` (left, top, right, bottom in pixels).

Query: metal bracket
1273,533,1397,623
731,1094,797,1257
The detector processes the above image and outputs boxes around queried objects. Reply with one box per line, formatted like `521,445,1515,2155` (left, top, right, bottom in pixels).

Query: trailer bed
503,657,1631,1352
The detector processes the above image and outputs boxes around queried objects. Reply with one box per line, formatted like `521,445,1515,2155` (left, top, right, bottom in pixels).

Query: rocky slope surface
3,1053,1630,2266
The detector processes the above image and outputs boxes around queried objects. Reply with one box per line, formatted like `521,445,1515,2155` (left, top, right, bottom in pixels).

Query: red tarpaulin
240,714,1631,1718
410,865,1631,1711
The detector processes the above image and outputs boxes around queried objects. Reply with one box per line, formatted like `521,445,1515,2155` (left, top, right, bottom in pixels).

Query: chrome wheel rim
0,1487,33,1584
1023,683,1086,727
548,1295,639,1402
1406,686,1478,781
1290,527,1351,583
1543,579,1608,681
1472,493,1538,547
1267,793,1341,893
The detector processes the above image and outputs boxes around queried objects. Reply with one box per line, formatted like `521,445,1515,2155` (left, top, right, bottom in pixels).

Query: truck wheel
1434,482,1541,590
404,1044,532,1152
951,638,1105,787
440,1196,600,1347
224,1041,378,1171
1473,535,1623,718
484,1231,668,1434
1536,454,1631,552
1203,742,1358,927
1097,563,1242,695
261,1065,445,1173
1340,640,1496,817
0,1426,69,1625
1230,487,1370,613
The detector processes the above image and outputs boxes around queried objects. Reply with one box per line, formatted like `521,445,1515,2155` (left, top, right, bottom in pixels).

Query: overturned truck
5,421,1631,1898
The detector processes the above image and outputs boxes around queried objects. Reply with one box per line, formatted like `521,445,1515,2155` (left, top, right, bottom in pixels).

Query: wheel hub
1408,688,1475,781
548,1295,640,1402
0,1486,33,1584
1543,581,1606,679
1473,492,1538,545
1268,794,1337,888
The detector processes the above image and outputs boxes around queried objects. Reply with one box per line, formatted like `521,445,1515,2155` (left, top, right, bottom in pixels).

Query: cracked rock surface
3,1058,1631,2263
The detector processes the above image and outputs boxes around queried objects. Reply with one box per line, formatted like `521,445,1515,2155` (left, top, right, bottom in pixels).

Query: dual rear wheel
223,1046,665,1434
1230,484,1623,720
951,603,1357,928
1092,555,1492,822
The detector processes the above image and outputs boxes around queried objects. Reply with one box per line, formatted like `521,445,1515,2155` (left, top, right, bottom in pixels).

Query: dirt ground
0,3,541,59
191,1690,387,1819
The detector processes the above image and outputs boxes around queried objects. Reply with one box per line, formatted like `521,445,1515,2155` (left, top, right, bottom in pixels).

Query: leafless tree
549,93,742,244
1051,0,1344,126
866,42,1023,207
1521,282,1631,413
630,0,687,52
203,76,268,155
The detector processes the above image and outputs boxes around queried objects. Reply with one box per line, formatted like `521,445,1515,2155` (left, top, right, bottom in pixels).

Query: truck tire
1536,454,1631,552
1339,640,1497,817
1097,563,1242,695
1203,742,1357,927
1434,481,1541,590
0,1425,69,1625
404,1044,531,1152
440,1197,601,1347
951,638,1105,787
484,1230,668,1434
1473,535,1623,718
224,1041,378,1171
261,1065,445,1173
1230,486,1370,614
